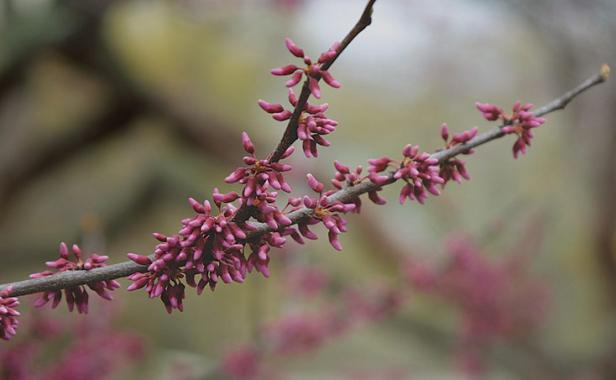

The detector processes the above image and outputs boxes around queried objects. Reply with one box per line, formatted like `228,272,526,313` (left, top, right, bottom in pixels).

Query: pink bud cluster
271,38,341,98
369,144,444,204
332,160,387,211
259,89,339,158
126,136,298,313
30,242,119,314
287,173,358,251
259,38,342,158
126,195,282,313
438,123,474,184
225,132,293,207
0,288,19,340
476,101,546,158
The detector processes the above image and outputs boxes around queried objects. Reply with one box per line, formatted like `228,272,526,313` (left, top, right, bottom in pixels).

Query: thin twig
0,66,608,298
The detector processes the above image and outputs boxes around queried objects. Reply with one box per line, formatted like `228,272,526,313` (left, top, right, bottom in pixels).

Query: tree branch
0,65,608,298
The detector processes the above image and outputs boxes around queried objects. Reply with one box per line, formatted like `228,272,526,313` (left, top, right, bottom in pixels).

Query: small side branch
269,0,377,163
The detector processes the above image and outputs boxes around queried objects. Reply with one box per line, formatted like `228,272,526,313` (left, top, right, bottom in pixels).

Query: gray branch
0,65,609,298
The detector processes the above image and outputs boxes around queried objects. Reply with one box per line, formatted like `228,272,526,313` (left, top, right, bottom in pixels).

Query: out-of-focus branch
0,65,608,297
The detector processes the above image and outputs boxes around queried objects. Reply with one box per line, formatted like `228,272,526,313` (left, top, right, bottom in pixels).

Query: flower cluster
332,160,387,212
476,101,546,158
30,243,119,314
437,123,474,185
225,132,293,203
258,38,342,159
369,144,444,204
126,194,283,313
259,89,339,158
127,130,311,312
130,133,292,312
271,38,341,98
0,287,19,340
289,173,357,251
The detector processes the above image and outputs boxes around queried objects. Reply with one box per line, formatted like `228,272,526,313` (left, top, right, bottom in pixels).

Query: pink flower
0,287,19,340
225,132,294,198
501,101,546,158
331,160,386,210
271,38,341,98
476,101,546,158
437,123,473,185
369,145,444,204
30,243,119,314
290,174,356,251
127,181,294,312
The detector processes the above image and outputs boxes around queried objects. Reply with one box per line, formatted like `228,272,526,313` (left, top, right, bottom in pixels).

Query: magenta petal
308,77,321,98
285,37,305,58
321,70,341,88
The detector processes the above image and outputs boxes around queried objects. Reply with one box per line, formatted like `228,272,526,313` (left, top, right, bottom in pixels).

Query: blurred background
0,0,614,379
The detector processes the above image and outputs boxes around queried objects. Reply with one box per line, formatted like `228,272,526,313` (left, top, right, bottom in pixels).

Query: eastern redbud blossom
127,188,291,312
438,123,473,185
259,89,339,158
502,101,546,158
271,38,341,98
331,160,386,211
283,174,355,251
225,132,294,199
0,287,19,340
369,145,444,204
476,101,546,158
308,174,353,250
30,243,119,314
